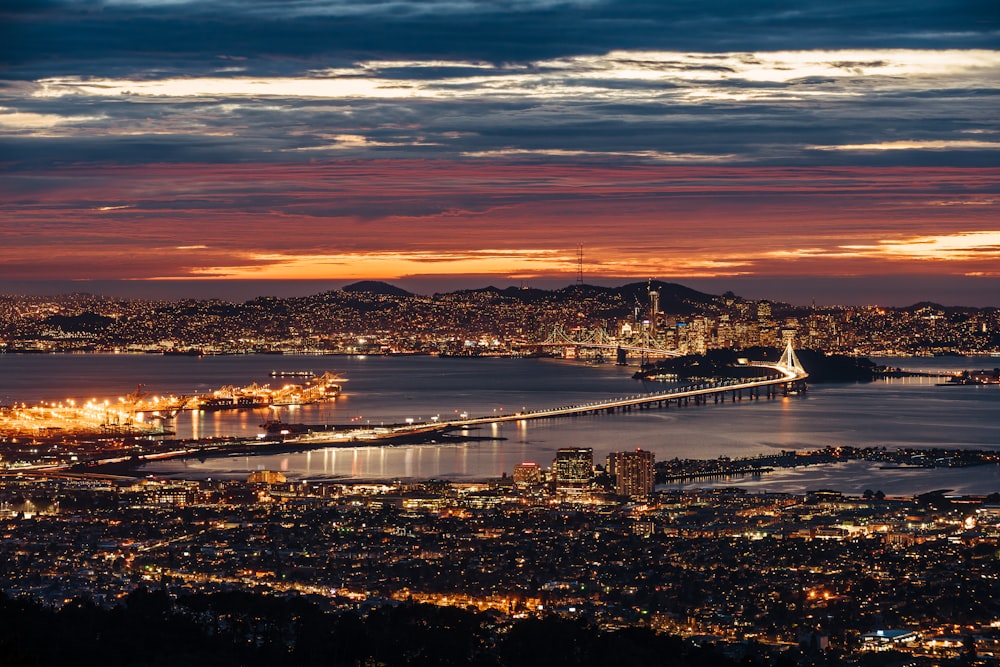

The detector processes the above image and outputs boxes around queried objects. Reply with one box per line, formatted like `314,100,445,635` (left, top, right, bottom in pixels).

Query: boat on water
270,370,315,378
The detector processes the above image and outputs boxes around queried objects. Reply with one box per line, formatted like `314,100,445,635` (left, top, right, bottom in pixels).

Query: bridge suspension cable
778,339,806,374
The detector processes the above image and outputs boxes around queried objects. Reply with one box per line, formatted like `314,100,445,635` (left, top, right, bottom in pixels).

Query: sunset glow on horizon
2,1,998,305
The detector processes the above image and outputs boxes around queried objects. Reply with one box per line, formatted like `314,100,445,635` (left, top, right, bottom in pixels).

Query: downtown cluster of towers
513,448,655,498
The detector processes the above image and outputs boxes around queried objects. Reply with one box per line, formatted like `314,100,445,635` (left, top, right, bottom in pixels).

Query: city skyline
2,1,999,306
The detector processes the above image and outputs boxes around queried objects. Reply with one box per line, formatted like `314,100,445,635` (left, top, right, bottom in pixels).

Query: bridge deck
421,361,808,431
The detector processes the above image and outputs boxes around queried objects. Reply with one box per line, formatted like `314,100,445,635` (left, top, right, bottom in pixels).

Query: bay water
1,352,998,494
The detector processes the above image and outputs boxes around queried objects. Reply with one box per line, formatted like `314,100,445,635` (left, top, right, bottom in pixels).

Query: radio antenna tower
576,245,584,285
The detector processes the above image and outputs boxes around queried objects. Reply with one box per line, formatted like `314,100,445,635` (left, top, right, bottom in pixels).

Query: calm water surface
2,353,998,493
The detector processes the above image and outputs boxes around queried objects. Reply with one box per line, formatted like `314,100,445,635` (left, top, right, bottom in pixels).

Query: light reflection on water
2,353,998,492
664,459,1000,496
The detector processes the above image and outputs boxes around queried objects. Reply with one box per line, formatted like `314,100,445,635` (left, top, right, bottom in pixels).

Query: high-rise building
607,449,655,498
648,282,660,336
513,462,541,486
248,470,287,485
553,448,593,494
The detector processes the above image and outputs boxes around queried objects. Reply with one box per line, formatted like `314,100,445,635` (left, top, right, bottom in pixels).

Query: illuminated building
248,470,287,485
152,485,193,506
861,629,918,650
607,449,655,498
513,462,541,486
553,448,593,494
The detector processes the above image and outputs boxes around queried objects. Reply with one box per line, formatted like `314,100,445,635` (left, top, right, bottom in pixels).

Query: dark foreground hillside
0,590,745,667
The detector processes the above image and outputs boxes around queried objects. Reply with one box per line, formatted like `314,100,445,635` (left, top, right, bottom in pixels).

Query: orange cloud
2,161,999,284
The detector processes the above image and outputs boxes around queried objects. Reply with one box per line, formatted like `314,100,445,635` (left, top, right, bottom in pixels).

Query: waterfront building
607,449,655,498
553,448,593,494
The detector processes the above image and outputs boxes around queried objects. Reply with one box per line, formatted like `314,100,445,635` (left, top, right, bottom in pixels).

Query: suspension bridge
390,340,808,433
18,342,809,474
516,324,682,360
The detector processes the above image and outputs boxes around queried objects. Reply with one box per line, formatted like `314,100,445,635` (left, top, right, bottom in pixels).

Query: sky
1,1,999,306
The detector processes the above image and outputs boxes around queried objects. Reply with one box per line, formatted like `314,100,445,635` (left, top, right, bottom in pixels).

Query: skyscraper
553,448,594,494
607,449,655,498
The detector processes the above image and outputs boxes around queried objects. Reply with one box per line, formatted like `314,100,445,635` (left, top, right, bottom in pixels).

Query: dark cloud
1,0,996,168
1,0,998,296
0,135,277,166
3,0,997,76
6,72,996,169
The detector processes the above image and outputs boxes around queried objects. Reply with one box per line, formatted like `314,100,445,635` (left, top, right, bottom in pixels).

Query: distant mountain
552,281,720,315
438,281,722,312
341,281,414,297
613,281,718,309
441,286,559,304
900,301,982,315
902,301,948,312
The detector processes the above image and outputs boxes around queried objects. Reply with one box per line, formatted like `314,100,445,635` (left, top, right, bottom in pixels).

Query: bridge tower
778,339,806,375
